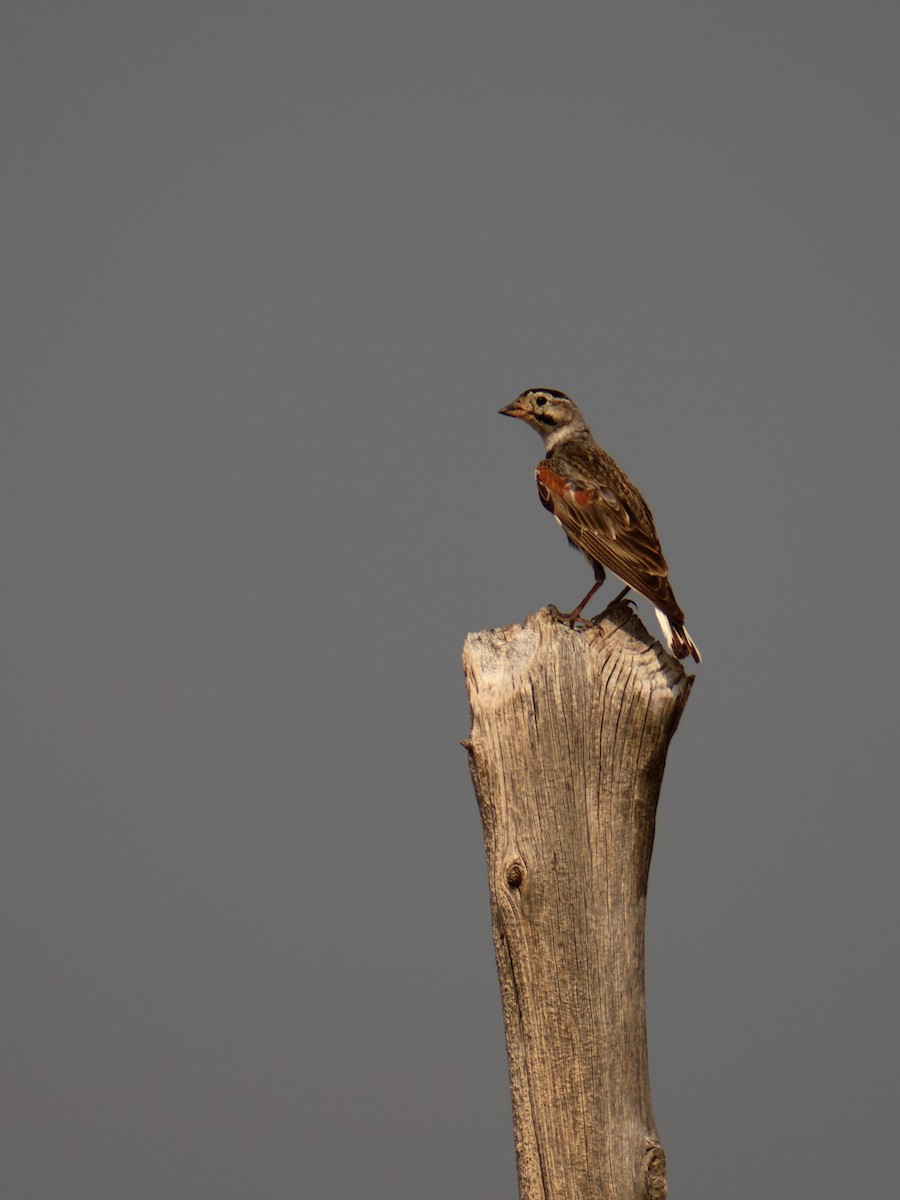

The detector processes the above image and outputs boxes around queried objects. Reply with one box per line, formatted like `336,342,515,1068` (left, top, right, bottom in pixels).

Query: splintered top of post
463,604,692,716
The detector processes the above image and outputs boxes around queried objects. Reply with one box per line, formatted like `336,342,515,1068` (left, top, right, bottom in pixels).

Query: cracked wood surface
463,604,692,1200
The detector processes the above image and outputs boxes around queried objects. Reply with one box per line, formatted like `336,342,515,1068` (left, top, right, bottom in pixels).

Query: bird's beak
499,398,528,420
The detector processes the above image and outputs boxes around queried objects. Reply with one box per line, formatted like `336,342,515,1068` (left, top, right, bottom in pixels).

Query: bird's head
499,389,590,450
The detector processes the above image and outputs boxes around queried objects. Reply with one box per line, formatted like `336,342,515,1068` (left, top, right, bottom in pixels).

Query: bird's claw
589,595,637,627
547,604,590,630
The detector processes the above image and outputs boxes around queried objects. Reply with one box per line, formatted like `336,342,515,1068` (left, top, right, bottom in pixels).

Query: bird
499,388,701,662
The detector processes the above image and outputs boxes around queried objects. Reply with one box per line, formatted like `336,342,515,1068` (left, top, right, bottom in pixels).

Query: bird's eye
535,396,547,407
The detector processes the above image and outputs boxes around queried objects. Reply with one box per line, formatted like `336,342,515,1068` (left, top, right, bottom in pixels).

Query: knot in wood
642,1141,667,1199
505,858,525,889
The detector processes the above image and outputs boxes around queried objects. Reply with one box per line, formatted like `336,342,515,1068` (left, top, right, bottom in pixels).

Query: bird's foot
547,604,591,629
589,590,637,627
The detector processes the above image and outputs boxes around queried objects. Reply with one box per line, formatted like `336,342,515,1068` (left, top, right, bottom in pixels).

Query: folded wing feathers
536,463,683,620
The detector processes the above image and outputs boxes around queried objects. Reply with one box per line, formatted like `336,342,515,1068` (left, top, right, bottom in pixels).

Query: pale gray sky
4,2,899,1197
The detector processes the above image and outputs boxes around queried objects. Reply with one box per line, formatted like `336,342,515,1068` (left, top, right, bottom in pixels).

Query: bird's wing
536,461,681,612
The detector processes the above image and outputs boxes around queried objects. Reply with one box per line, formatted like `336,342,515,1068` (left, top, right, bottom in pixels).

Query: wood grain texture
462,604,692,1200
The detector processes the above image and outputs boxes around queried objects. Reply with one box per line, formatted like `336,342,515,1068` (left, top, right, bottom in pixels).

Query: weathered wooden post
462,602,693,1200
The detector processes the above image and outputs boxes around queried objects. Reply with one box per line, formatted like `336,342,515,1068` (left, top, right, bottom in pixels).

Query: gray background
4,2,899,1197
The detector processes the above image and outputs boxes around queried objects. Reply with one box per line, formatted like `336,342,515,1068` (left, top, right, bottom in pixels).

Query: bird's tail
655,609,701,663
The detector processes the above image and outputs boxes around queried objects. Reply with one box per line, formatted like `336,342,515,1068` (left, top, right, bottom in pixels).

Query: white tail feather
654,608,701,663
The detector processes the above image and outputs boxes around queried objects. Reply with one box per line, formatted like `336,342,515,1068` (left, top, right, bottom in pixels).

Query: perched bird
500,388,701,662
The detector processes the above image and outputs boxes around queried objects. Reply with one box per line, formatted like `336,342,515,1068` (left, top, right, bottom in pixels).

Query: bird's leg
590,585,633,625
549,578,605,628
